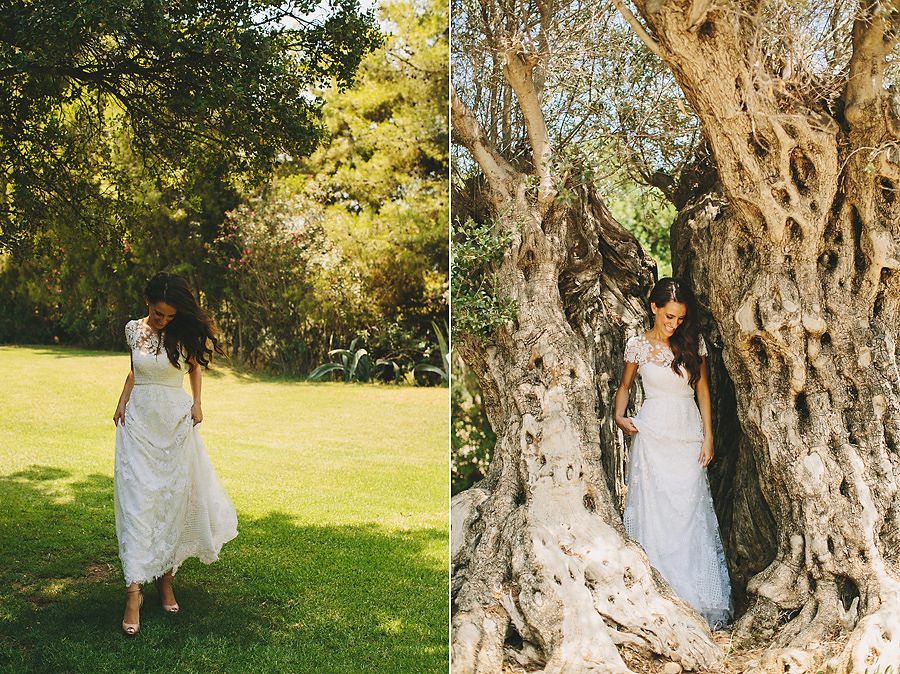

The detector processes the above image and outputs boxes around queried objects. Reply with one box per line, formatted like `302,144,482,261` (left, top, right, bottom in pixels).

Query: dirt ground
622,630,849,674
502,630,851,673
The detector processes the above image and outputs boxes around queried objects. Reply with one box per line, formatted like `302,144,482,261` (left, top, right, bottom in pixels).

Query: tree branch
451,85,516,204
845,1,894,128
498,39,555,207
610,0,662,58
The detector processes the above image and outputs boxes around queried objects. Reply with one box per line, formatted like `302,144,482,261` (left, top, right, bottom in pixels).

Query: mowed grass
0,346,448,673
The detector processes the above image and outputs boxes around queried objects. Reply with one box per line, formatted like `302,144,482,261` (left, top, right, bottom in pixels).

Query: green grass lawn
0,346,449,673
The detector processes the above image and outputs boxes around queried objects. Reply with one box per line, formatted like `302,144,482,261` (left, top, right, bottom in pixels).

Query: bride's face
147,300,177,331
650,300,687,337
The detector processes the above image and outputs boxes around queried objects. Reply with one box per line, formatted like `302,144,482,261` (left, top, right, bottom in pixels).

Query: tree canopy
0,0,448,385
0,0,381,251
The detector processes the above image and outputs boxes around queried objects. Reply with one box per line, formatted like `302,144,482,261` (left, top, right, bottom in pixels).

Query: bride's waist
133,381,184,389
644,393,694,399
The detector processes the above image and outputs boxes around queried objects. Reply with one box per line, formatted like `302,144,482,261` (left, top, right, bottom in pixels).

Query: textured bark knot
799,453,826,496
789,148,816,194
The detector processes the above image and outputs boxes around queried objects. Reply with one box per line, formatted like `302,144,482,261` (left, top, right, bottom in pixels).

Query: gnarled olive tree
454,0,900,670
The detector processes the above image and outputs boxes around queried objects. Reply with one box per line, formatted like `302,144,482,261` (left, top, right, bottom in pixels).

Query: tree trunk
628,1,900,669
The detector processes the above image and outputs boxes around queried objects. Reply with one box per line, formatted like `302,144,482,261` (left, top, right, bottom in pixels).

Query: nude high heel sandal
155,577,179,613
122,587,143,635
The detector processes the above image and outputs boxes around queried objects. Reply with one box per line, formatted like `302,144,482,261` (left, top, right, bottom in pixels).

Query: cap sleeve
699,334,708,357
624,335,648,365
124,320,140,350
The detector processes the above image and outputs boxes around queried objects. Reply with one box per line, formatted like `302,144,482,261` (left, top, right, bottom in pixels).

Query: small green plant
451,215,518,344
413,321,449,385
308,338,375,382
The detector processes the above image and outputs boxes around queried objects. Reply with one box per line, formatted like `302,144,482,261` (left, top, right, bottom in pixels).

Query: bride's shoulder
624,334,651,364
124,319,147,347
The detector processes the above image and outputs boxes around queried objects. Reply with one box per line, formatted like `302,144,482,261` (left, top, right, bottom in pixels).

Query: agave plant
413,320,449,385
308,338,374,382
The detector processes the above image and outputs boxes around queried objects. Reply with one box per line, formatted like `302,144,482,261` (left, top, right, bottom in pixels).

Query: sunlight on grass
0,346,448,673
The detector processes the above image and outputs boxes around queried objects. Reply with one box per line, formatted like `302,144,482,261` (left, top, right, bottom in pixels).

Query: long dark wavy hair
649,277,703,388
144,272,225,372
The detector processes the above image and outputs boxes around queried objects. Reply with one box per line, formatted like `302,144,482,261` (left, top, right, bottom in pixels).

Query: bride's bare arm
696,356,714,466
189,359,203,425
113,354,135,426
614,361,639,434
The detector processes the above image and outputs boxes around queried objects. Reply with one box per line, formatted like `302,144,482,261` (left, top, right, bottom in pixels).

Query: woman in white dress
613,277,732,627
113,272,238,635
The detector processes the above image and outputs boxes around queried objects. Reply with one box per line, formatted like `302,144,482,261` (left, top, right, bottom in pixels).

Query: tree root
826,579,900,673
452,483,722,673
736,575,900,674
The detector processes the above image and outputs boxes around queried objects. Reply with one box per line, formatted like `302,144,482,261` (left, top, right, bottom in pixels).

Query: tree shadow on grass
2,345,304,385
1,345,124,359
0,466,448,674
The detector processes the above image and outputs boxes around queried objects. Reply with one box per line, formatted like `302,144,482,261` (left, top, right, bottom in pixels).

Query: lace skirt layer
623,397,732,626
114,385,238,585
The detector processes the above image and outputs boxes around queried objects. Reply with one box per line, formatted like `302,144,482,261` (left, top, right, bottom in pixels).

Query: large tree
452,0,900,672
0,0,381,251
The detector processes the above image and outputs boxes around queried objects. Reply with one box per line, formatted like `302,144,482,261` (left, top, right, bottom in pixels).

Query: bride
113,272,238,635
613,277,732,627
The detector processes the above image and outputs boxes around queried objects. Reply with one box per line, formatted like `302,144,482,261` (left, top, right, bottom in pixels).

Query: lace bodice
624,333,707,368
625,334,707,400
126,319,161,354
125,319,185,388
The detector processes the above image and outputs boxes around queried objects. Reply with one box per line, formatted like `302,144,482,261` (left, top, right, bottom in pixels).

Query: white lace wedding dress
115,319,238,586
622,334,732,626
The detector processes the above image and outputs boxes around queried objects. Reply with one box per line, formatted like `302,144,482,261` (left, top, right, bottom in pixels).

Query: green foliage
605,183,674,278
206,197,356,376
301,0,448,209
0,138,240,349
289,0,449,337
451,216,517,343
221,0,449,378
413,321,449,385
0,0,382,251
